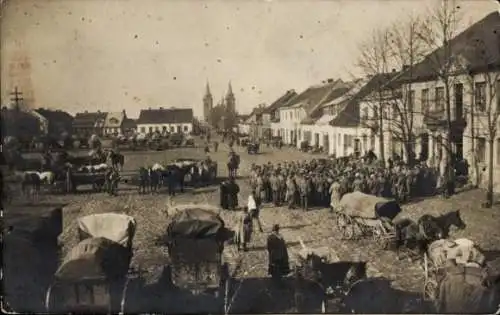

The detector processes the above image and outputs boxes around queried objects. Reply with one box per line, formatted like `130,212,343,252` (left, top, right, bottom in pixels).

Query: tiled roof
122,118,137,129
262,90,298,114
401,11,500,82
35,108,73,124
136,108,193,125
288,79,344,114
329,73,400,127
104,111,125,128
73,111,107,128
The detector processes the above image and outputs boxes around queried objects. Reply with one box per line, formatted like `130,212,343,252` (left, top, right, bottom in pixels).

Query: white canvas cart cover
77,213,136,247
339,191,401,220
427,238,486,267
55,237,131,281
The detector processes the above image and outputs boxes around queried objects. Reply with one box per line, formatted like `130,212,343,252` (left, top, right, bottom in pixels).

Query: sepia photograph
1,0,500,313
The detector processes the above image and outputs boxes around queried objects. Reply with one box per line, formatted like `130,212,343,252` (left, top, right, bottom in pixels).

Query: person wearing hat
267,224,290,286
235,206,253,251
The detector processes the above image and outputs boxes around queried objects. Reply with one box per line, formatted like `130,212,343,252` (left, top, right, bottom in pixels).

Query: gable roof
287,79,345,114
73,111,107,128
263,90,298,114
122,118,137,129
136,108,193,125
329,73,400,127
35,108,73,124
104,111,126,128
402,11,500,82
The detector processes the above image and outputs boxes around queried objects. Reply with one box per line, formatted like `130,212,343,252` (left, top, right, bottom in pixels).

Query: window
373,106,379,119
170,126,174,132
183,125,188,132
435,87,445,112
162,126,167,132
475,82,486,112
408,90,415,113
362,107,369,121
421,89,429,114
497,138,500,165
149,127,153,133
454,83,464,119
140,127,145,133
477,137,486,163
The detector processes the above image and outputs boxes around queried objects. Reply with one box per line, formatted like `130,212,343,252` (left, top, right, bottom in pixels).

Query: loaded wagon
45,213,139,313
68,171,107,193
247,142,259,155
171,158,218,185
160,205,233,313
334,192,401,248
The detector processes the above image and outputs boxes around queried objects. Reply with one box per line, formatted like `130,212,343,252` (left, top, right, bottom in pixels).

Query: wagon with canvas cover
45,213,139,313
161,205,233,314
335,192,401,247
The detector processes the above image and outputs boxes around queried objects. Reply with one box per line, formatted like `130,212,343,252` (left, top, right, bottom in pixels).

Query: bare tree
415,0,464,194
356,15,427,165
356,26,392,165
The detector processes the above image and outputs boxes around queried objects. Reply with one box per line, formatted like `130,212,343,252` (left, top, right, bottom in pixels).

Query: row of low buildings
240,11,500,190
1,106,195,139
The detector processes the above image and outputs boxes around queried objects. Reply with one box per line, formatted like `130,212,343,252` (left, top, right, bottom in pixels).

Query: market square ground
4,141,500,313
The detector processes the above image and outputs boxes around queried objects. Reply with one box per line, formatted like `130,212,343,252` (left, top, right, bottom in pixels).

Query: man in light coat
248,190,264,232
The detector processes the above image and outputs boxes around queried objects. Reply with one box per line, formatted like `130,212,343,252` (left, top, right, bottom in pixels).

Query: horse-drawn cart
45,213,139,313
160,205,233,313
335,192,401,247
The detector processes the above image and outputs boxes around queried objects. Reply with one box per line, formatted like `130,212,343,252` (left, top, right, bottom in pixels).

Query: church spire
205,80,211,96
227,81,233,96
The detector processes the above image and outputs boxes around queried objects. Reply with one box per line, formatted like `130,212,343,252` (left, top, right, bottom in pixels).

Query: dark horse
392,210,466,260
294,253,367,313
107,150,125,171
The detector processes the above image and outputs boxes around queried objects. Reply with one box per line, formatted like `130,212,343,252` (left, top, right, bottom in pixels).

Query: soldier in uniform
285,174,297,209
269,171,280,206
277,171,286,205
297,172,311,211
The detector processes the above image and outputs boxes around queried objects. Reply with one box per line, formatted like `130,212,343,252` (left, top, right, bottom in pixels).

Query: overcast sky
1,0,497,118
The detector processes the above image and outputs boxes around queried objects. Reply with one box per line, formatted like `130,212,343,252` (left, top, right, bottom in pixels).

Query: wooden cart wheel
336,214,354,240
423,278,438,301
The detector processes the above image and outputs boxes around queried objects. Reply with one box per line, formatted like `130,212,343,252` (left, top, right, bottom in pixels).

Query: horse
418,210,466,238
107,150,125,171
392,210,466,261
227,153,240,178
294,252,367,313
20,171,42,201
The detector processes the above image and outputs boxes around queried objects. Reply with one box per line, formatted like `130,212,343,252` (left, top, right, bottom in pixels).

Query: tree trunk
445,82,455,196
486,137,495,207
378,93,385,167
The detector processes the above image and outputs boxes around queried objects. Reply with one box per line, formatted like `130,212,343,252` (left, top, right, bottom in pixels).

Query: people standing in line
248,190,264,232
235,207,253,251
267,224,290,286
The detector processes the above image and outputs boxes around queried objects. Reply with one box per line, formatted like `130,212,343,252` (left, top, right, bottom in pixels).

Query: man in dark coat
267,224,290,286
220,179,229,210
167,167,178,196
226,177,240,210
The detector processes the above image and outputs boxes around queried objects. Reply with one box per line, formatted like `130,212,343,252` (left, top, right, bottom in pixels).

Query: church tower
203,81,213,122
225,81,235,113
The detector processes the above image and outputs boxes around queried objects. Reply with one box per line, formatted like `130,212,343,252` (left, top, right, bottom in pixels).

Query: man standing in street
267,224,290,287
248,190,264,232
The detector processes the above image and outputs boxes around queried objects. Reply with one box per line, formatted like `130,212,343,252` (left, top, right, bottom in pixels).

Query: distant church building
202,81,236,123
203,82,213,122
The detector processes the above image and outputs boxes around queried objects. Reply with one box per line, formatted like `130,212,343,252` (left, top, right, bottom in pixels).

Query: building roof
122,118,137,129
401,11,500,82
136,107,193,125
104,111,126,128
35,108,73,124
263,90,298,114
73,111,107,128
329,73,400,127
287,79,344,114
